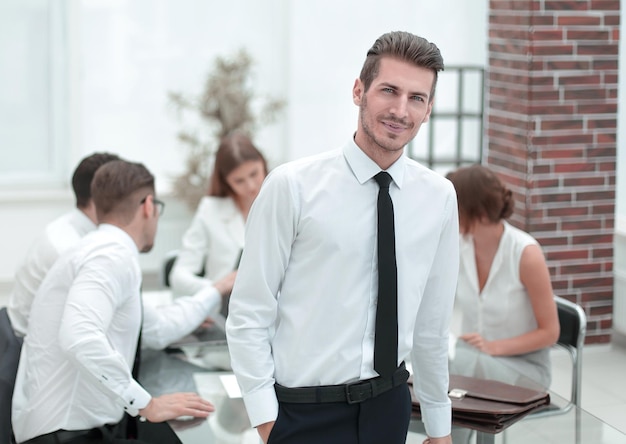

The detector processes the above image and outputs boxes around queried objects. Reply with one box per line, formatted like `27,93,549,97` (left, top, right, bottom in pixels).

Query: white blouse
454,221,551,388
170,196,245,296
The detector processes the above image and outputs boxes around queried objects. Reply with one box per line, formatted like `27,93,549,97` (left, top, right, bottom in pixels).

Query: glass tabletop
138,345,626,444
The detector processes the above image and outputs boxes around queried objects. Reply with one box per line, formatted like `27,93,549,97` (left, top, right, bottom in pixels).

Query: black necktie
373,172,398,378
127,289,143,439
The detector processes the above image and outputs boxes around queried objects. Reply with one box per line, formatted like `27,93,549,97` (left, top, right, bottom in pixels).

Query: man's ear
142,195,154,219
353,78,364,106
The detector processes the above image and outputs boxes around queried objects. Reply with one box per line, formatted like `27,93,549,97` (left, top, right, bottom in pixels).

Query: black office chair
502,296,587,444
161,249,179,288
160,250,206,289
0,307,23,444
532,295,587,417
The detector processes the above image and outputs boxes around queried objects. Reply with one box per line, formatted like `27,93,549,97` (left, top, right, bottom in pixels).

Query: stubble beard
359,98,413,154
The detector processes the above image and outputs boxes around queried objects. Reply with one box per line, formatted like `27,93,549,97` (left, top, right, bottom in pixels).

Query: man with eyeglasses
6,152,234,350
12,160,216,444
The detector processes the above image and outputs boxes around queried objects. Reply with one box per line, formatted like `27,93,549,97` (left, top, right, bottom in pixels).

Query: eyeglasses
140,196,165,217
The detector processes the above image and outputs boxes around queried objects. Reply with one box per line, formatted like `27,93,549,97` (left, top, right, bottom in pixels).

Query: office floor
550,343,626,435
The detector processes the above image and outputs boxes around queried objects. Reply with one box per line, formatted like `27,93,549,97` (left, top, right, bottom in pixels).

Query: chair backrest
161,250,207,288
557,296,586,349
0,306,23,444
554,295,587,408
162,250,179,288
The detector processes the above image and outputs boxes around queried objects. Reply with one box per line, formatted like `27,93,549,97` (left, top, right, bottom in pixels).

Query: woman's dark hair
208,132,267,197
446,164,514,232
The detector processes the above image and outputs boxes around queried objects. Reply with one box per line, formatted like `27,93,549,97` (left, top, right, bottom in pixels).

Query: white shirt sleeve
226,169,298,428
140,287,221,350
411,188,459,438
57,252,151,416
170,204,214,296
8,234,61,337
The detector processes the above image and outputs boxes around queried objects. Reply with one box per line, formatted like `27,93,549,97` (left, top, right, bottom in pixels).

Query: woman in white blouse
446,165,559,389
170,132,268,300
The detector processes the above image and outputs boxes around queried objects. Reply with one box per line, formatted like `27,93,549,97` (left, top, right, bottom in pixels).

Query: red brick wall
486,0,619,343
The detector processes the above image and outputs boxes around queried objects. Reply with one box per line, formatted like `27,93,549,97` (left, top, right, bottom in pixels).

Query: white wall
1,0,488,288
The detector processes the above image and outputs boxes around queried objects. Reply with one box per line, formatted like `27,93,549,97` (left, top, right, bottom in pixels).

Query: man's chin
140,243,154,253
378,132,412,151
377,138,408,153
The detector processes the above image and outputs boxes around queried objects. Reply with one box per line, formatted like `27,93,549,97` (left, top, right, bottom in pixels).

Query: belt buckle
345,381,360,404
345,381,371,405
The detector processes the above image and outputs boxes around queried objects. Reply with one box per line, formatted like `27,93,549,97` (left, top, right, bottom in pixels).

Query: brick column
486,1,619,343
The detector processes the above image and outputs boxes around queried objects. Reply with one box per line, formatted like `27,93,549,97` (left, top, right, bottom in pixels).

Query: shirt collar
342,138,406,189
98,223,140,254
73,208,97,232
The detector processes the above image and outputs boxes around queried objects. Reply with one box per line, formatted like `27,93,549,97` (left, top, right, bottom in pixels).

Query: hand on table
139,392,215,423
199,317,215,329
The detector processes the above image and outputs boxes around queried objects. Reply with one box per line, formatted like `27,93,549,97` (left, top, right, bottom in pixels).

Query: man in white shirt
7,152,234,345
226,31,458,444
8,152,120,337
12,160,215,444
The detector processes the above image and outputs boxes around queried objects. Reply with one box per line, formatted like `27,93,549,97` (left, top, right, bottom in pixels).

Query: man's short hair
91,160,155,224
359,31,445,99
72,152,120,208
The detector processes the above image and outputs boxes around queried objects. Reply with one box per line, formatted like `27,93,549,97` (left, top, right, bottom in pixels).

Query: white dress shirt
12,225,151,442
7,207,222,350
171,196,245,297
226,139,459,438
8,209,96,337
141,287,221,350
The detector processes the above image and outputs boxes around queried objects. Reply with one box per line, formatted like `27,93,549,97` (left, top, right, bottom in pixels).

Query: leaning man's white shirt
12,224,151,442
8,209,96,337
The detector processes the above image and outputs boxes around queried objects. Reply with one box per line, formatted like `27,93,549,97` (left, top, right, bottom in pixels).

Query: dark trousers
268,382,412,444
21,418,181,444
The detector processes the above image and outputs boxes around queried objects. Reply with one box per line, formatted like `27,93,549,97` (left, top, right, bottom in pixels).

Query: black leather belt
22,426,110,444
275,362,409,404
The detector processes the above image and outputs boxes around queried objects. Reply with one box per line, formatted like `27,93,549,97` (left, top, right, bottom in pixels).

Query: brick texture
487,1,619,343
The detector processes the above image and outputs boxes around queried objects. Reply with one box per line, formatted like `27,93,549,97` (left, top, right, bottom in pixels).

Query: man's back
12,224,144,442
7,209,95,336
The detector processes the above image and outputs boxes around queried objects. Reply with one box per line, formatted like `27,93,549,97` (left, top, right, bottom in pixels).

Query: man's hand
214,271,237,297
139,392,215,423
423,435,452,444
214,271,238,316
199,316,215,329
257,421,275,443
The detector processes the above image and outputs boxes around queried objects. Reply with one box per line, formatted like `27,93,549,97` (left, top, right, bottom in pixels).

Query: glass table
138,345,626,444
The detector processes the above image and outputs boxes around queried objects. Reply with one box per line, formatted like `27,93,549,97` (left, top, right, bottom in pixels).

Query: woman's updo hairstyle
446,164,514,232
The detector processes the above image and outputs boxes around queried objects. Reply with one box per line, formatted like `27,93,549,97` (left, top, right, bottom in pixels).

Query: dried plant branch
169,49,285,209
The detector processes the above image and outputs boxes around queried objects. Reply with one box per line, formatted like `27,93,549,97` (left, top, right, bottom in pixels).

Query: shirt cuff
121,379,152,416
421,404,452,438
242,386,279,428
